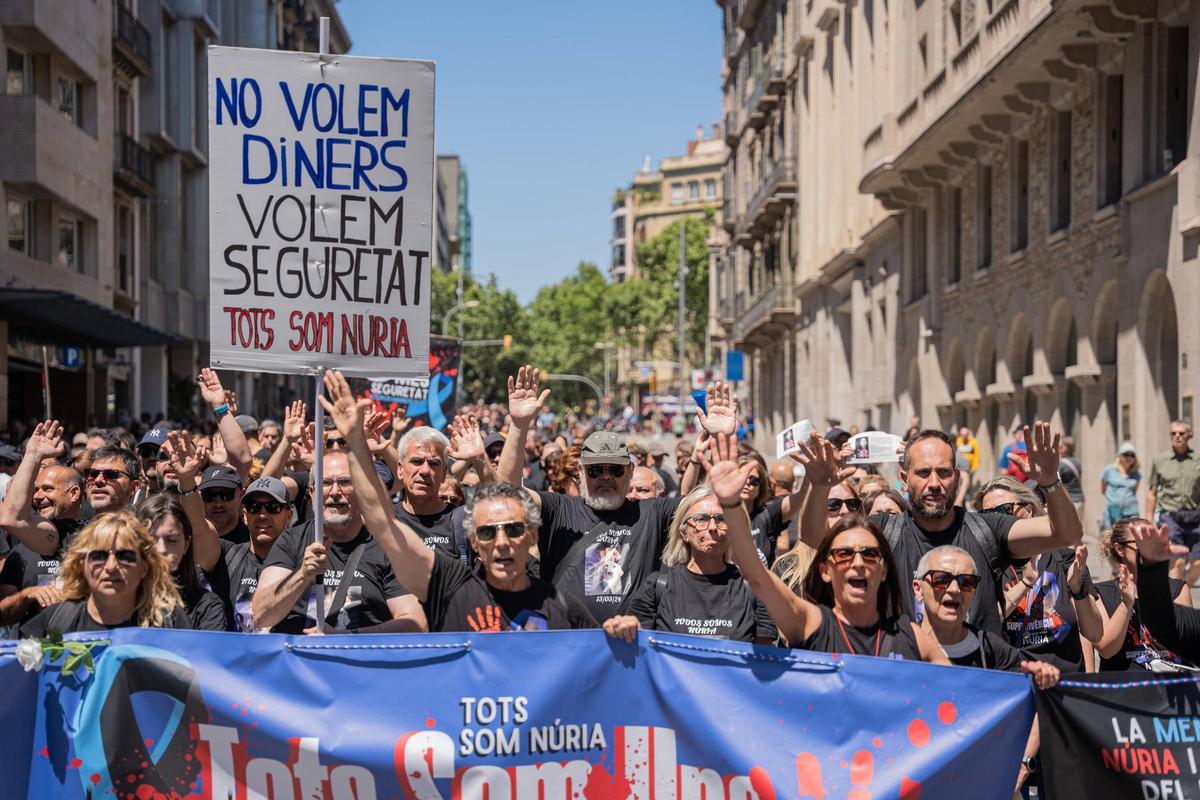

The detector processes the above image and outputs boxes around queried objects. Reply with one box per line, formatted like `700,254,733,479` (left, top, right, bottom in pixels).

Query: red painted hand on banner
466,606,503,633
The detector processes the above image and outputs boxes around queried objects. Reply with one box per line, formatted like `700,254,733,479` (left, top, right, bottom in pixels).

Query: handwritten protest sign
207,46,435,377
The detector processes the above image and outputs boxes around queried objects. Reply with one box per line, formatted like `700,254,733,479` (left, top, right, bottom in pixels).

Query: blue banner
0,629,1033,799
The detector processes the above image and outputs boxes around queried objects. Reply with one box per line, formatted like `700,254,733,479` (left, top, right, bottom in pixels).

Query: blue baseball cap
137,427,170,450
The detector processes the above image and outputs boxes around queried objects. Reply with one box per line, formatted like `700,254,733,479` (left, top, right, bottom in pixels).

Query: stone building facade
0,0,349,430
716,0,1198,524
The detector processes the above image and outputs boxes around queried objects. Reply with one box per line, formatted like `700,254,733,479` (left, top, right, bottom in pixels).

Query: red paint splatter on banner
90,773,101,786
937,701,958,725
871,737,882,749
900,777,922,799
135,784,155,800
422,747,434,776
38,746,48,757
848,749,874,800
795,752,827,798
748,765,776,800
69,758,82,769
907,719,931,748
425,717,436,729
144,738,154,748
582,761,633,800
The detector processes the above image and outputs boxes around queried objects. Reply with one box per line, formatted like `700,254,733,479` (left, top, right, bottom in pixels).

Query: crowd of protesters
1,363,1198,798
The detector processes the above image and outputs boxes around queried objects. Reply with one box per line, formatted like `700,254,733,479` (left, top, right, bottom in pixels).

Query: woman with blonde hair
18,511,188,637
602,486,776,643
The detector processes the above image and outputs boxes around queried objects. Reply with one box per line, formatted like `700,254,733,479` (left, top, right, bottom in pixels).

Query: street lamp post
444,299,480,408
594,342,614,417
443,300,480,336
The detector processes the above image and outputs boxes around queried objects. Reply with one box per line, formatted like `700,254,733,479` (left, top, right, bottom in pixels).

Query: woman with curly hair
18,511,189,636
547,446,582,497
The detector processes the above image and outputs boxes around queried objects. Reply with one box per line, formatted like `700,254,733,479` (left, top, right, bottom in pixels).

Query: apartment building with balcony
435,154,472,274
717,0,1199,527
0,0,349,429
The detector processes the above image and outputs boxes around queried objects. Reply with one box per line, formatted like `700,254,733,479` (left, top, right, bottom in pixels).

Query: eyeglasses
321,477,354,490
586,465,627,479
827,546,883,567
1112,539,1136,552
474,520,529,542
922,570,981,592
201,488,237,503
85,468,131,483
745,475,762,487
324,437,348,449
687,512,726,528
243,500,287,515
85,548,139,566
1171,432,1191,438
826,497,863,512
987,502,1025,516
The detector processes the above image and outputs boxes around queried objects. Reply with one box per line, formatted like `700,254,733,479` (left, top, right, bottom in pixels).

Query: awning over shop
0,289,180,348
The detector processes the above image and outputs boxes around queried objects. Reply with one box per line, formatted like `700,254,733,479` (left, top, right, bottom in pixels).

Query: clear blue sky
338,1,722,303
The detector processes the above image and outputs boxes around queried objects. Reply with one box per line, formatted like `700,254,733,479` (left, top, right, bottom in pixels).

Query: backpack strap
326,543,368,621
962,512,1004,626
654,573,668,607
882,513,906,554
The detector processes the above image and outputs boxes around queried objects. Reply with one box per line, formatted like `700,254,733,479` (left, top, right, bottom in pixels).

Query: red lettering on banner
338,314,411,358
289,310,333,353
222,307,276,351
1101,747,1179,775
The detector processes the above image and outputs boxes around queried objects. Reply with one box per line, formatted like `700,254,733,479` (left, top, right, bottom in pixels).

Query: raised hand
209,432,229,465
24,419,65,461
1067,545,1088,595
1117,563,1137,604
364,409,392,454
1024,421,1061,487
224,389,240,416
165,430,202,481
1133,520,1187,565
697,382,738,436
294,422,316,468
283,400,307,444
695,432,756,508
794,433,846,487
318,370,371,439
447,414,486,463
197,368,226,409
507,365,550,429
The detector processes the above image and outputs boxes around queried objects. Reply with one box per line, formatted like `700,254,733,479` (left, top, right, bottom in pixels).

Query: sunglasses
243,500,287,515
201,488,237,503
922,570,981,591
324,437,348,448
586,465,627,479
1112,539,1136,552
826,497,863,512
474,520,529,542
827,546,883,566
987,502,1025,516
85,548,138,566
155,449,171,462
745,475,762,487
687,512,726,528
85,468,131,483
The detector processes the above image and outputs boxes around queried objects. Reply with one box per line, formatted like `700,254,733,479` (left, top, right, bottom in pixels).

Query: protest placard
207,46,435,377
776,419,813,458
847,431,903,464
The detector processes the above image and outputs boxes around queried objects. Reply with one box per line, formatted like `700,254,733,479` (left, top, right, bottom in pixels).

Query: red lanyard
834,613,883,657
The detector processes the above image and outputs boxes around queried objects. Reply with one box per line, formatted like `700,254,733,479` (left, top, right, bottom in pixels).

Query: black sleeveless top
801,604,922,660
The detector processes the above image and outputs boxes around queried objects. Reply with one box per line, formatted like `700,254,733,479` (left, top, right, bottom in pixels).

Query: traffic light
502,334,513,351
648,369,658,394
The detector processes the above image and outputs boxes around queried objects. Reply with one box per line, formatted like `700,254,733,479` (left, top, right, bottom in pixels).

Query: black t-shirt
422,550,596,632
0,532,9,558
18,599,190,637
627,564,776,642
222,518,251,546
525,460,547,492
871,509,1016,635
179,582,228,631
207,539,268,632
393,500,462,559
1094,578,1189,671
1004,548,1093,672
262,520,408,634
750,498,785,565
536,492,680,622
0,518,86,608
801,604,922,660
941,626,1026,671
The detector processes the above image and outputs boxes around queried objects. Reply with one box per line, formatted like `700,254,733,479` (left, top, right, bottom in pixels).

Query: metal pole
311,17,330,633
603,347,611,417
678,221,688,408
40,346,51,418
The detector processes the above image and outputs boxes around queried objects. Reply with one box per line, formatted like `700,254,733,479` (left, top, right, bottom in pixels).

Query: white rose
15,638,44,672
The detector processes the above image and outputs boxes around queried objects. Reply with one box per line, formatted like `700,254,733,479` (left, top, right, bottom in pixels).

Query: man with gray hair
627,466,666,500
392,425,461,558
320,370,595,631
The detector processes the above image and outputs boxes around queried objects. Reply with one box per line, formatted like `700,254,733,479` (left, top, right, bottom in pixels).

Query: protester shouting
19,512,189,636
319,369,595,632
136,494,227,631
603,485,775,643
707,432,946,662
252,447,426,634
798,424,1083,637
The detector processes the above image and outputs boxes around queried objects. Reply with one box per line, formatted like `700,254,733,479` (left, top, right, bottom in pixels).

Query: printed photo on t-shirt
1007,570,1070,647
584,542,630,597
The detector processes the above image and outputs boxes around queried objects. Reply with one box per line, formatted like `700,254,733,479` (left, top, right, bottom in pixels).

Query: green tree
624,216,711,365
431,268,530,402
526,262,612,408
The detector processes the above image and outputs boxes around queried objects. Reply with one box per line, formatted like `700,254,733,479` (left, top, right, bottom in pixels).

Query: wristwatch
1021,755,1038,773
